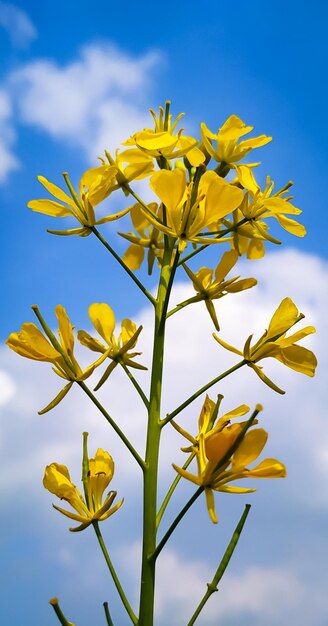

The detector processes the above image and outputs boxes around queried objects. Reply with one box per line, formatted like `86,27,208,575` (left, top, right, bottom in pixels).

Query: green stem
49,598,74,626
120,362,149,409
78,381,145,470
156,452,195,529
138,243,178,626
93,522,138,625
187,504,251,625
162,360,246,425
152,487,203,561
91,227,155,305
103,602,115,626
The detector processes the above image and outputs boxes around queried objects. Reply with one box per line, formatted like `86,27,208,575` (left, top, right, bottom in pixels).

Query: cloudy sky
1,2,328,625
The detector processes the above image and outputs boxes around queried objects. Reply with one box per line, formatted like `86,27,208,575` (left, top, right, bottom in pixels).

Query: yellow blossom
181,250,257,330
201,114,271,165
173,400,285,523
122,102,205,167
119,202,165,274
43,447,123,531
6,305,107,412
214,297,317,393
235,166,306,238
28,165,129,236
144,168,243,253
77,302,146,390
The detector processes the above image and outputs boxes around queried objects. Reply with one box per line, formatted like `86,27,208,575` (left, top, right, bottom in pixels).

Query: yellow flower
144,169,243,253
28,165,129,236
122,102,205,167
214,297,317,393
201,115,271,165
173,400,285,523
225,207,268,260
235,166,306,239
6,305,107,412
77,302,147,390
43,447,123,531
106,148,154,188
119,202,165,274
181,250,257,330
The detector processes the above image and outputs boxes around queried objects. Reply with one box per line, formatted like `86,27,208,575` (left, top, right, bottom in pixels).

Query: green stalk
103,602,115,626
162,360,246,425
49,598,74,626
78,381,145,470
93,522,138,625
152,487,204,561
120,362,150,409
187,504,251,625
91,227,155,305
138,242,179,626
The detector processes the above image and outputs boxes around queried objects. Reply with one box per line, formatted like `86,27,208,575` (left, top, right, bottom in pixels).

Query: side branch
187,504,251,625
120,362,150,409
93,522,138,625
151,487,204,561
78,381,145,470
91,226,155,306
162,360,246,426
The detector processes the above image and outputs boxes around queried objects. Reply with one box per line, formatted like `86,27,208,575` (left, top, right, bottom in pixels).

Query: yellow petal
37,176,76,207
55,305,74,355
274,214,306,237
245,458,286,478
28,199,73,217
205,176,244,223
232,428,268,469
6,323,61,361
267,297,299,339
122,244,145,270
150,169,187,214
205,487,218,523
214,250,238,283
88,303,116,345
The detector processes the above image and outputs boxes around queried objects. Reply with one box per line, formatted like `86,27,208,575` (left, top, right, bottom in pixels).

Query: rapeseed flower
181,250,257,329
201,115,271,165
28,165,129,236
43,446,123,531
214,297,317,393
173,400,285,523
6,305,107,412
77,302,146,390
144,168,243,252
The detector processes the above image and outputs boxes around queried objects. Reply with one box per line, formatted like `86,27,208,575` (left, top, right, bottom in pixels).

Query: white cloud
0,2,37,48
0,89,19,182
9,42,163,160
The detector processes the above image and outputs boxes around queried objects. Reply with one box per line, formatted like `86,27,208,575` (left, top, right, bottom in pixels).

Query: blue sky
1,2,328,625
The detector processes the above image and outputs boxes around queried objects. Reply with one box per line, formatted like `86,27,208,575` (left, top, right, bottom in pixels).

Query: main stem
138,242,176,626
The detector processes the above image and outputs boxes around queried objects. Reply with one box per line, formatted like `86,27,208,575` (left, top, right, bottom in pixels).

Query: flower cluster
26,102,305,261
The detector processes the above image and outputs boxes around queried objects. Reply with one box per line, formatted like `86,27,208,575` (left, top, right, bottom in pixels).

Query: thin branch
151,487,203,561
187,504,251,625
78,381,145,470
91,227,155,305
162,361,246,426
120,362,149,409
93,522,138,625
